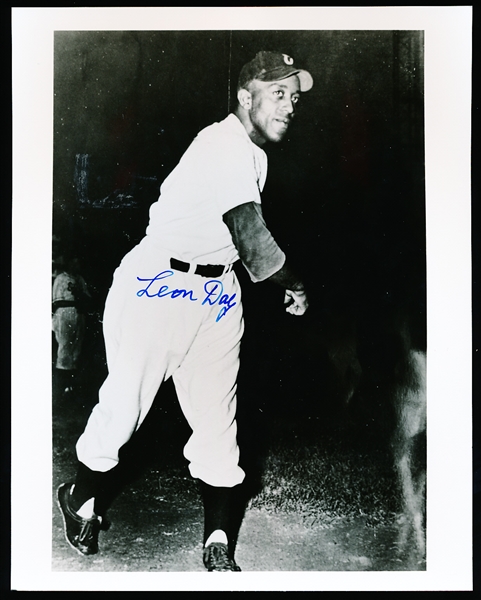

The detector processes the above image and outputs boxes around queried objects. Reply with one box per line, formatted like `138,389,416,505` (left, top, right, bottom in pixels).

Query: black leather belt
170,257,230,278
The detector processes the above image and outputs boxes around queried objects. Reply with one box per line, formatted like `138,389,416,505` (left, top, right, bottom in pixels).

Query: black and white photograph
11,7,473,592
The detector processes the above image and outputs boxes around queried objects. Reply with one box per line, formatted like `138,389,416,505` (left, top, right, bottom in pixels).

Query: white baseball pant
76,237,246,488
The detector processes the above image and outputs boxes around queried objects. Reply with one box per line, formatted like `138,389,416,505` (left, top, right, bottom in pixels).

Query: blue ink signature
136,271,237,322
201,280,237,322
137,271,198,301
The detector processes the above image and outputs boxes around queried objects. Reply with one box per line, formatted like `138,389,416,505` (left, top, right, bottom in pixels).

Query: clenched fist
284,288,309,316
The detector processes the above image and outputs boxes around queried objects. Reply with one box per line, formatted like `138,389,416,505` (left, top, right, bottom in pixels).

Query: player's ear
237,88,252,110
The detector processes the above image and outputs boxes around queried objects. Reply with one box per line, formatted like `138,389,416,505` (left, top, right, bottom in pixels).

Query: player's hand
284,288,309,316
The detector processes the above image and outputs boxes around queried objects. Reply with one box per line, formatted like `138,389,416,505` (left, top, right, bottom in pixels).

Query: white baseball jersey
146,113,268,265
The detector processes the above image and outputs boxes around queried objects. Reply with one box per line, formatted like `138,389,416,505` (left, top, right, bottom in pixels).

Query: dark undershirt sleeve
222,202,304,291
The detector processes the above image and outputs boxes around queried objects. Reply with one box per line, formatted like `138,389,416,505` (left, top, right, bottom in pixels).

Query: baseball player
58,50,313,571
52,256,91,397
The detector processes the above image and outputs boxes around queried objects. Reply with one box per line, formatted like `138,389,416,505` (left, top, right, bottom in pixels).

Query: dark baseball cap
238,51,313,92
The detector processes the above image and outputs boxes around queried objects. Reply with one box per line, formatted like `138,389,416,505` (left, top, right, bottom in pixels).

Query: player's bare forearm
266,261,304,292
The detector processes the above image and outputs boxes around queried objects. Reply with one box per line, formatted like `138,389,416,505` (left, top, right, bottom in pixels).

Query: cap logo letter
283,54,294,65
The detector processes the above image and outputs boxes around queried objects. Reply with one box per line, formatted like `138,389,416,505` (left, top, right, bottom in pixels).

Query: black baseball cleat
203,542,242,572
57,482,104,556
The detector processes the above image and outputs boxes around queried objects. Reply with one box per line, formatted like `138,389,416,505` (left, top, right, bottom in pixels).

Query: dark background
53,29,425,303
52,29,426,470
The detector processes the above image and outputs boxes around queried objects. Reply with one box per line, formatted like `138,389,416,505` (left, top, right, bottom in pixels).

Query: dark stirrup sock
70,462,121,516
199,481,235,546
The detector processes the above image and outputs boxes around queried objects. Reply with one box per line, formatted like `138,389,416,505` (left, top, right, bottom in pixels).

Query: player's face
246,75,301,146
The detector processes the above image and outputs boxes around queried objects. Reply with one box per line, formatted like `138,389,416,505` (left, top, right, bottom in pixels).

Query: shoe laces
203,542,239,571
78,516,100,545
